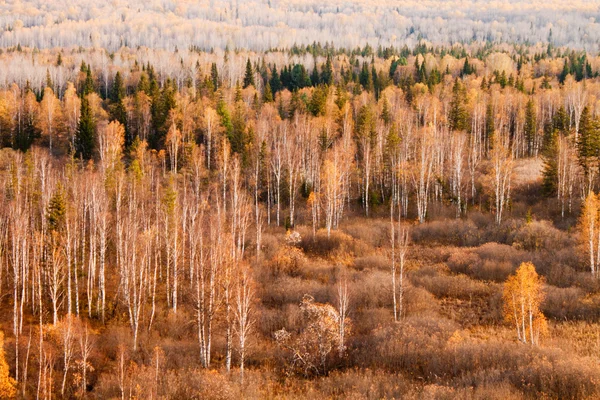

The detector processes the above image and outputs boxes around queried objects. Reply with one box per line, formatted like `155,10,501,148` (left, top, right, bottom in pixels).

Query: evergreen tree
577,107,600,176
309,86,327,117
211,62,220,91
47,185,66,232
83,66,95,96
380,95,391,125
270,65,282,94
485,102,495,152
320,54,333,86
542,128,558,196
524,98,537,156
76,95,96,159
559,58,570,84
263,82,274,103
243,58,255,88
46,69,53,91
111,71,126,103
448,79,468,132
216,93,234,139
462,57,474,75
310,62,320,86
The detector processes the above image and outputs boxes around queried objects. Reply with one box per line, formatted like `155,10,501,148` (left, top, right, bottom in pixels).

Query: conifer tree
211,62,220,90
263,82,273,103
47,185,67,232
76,94,96,159
270,66,282,94
449,79,468,131
524,98,536,156
321,54,333,86
243,58,255,88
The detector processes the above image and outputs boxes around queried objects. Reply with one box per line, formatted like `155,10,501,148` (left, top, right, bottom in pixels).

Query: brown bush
411,219,480,247
299,229,372,260
352,253,390,271
412,272,491,300
510,220,565,251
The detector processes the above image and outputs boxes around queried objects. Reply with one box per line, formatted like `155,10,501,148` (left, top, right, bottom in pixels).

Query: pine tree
243,58,255,88
0,331,16,399
47,185,67,232
83,66,95,96
577,107,600,175
76,94,96,159
270,66,282,94
380,95,391,125
211,62,220,91
263,82,274,103
542,129,558,196
309,86,327,117
449,79,468,131
320,54,333,86
462,57,473,75
111,71,126,103
524,98,537,156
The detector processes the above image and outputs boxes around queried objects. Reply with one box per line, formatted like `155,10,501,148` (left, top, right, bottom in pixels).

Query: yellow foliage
502,262,546,345
0,331,16,399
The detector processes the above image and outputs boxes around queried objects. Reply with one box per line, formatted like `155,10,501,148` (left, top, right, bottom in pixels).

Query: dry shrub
351,308,394,334
512,348,600,400
404,285,440,316
297,260,337,284
342,218,390,247
299,229,372,260
260,276,329,307
412,271,491,300
473,242,526,264
352,253,389,271
312,369,415,399
549,321,600,359
371,318,600,400
543,287,600,321
411,219,480,246
510,220,565,251
271,245,307,277
471,260,514,282
545,263,578,288
542,286,585,320
349,269,392,309
260,232,282,260
446,250,481,275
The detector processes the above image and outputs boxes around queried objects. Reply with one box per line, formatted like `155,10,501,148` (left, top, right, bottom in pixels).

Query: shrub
411,219,480,247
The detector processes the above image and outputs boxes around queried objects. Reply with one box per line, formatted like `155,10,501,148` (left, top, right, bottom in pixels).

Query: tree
580,192,599,277
577,107,599,195
76,95,96,160
490,136,513,225
524,98,537,156
448,79,468,132
39,87,62,152
243,58,255,88
320,55,333,86
274,294,349,376
47,186,67,233
390,204,409,322
234,263,254,384
0,331,16,399
503,262,547,345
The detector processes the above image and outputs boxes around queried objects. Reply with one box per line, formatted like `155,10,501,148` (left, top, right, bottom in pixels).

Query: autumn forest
1,1,600,399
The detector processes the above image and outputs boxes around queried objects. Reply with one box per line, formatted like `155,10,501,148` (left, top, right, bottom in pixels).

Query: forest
1,30,600,398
